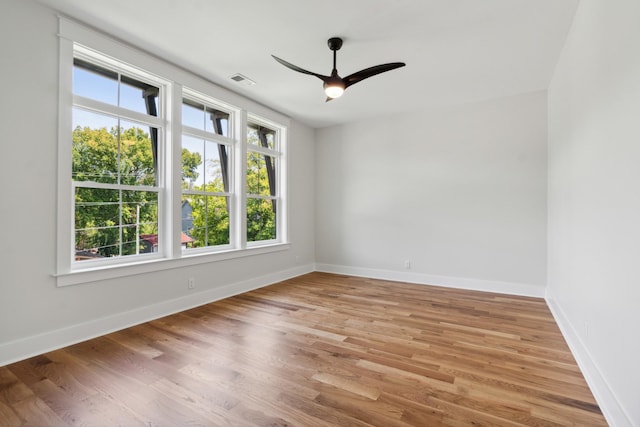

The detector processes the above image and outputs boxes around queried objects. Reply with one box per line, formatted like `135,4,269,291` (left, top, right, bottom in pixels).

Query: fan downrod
328,37,343,51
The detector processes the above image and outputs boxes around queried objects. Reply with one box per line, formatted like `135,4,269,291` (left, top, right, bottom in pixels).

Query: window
72,54,165,262
246,120,282,243
57,18,289,285
181,95,234,250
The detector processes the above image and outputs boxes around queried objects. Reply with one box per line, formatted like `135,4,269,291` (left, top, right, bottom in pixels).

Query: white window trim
69,48,170,271
55,17,290,287
180,88,239,254
246,114,288,246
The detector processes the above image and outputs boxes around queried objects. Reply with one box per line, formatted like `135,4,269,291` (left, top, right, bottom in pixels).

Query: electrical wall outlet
188,277,196,290
404,260,412,269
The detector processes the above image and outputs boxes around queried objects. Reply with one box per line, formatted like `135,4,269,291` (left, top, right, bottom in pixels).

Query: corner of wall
545,293,634,427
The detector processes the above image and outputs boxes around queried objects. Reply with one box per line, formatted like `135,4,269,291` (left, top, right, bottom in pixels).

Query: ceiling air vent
229,73,256,87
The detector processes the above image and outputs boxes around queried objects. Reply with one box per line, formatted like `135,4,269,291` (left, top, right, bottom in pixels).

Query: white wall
0,0,315,365
547,1,640,425
315,91,548,296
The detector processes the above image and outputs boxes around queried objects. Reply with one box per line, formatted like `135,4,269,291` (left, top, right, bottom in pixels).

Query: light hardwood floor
0,272,606,426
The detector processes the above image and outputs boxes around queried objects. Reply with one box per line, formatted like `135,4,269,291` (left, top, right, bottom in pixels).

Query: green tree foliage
73,125,162,257
181,148,201,187
180,145,230,247
73,125,275,259
246,150,276,241
246,197,276,241
188,194,230,247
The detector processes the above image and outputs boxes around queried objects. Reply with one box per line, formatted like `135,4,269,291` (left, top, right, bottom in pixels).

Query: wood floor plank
0,272,607,426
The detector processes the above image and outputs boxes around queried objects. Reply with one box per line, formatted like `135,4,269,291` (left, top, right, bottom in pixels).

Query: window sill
54,243,290,287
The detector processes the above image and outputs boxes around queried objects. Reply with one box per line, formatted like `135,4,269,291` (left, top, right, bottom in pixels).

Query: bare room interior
0,0,638,426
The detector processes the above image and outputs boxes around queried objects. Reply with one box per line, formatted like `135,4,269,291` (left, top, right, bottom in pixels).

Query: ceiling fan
272,37,406,102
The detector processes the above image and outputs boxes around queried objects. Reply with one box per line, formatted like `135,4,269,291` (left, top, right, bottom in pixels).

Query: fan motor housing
328,37,343,51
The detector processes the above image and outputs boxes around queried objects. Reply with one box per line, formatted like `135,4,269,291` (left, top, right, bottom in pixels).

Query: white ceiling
37,0,579,128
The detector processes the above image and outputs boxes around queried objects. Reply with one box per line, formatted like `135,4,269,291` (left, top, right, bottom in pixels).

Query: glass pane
181,135,204,189
119,120,157,186
204,140,227,193
205,107,229,137
247,198,276,242
75,187,120,259
182,99,205,130
182,195,229,248
182,98,230,137
72,108,119,184
204,195,229,246
73,59,118,106
120,75,159,116
123,190,159,255
74,188,159,260
246,151,276,196
247,124,275,149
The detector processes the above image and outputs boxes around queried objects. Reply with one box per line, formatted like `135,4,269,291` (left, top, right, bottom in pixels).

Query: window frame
56,18,290,287
246,115,287,246
180,89,238,254
70,47,168,268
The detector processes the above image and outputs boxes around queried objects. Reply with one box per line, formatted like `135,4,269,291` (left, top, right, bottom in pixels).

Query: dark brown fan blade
271,55,329,82
343,62,405,89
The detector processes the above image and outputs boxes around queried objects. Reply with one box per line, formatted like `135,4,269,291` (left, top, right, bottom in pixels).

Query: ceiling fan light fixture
324,82,345,99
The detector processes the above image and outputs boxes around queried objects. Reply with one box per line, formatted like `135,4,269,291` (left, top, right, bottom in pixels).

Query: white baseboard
546,295,634,427
0,264,314,367
314,263,546,298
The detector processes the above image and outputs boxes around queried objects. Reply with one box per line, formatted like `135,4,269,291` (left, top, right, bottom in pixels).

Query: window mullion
168,83,183,258
237,110,248,249
73,96,164,128
247,144,280,157
182,126,234,145
118,188,123,257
